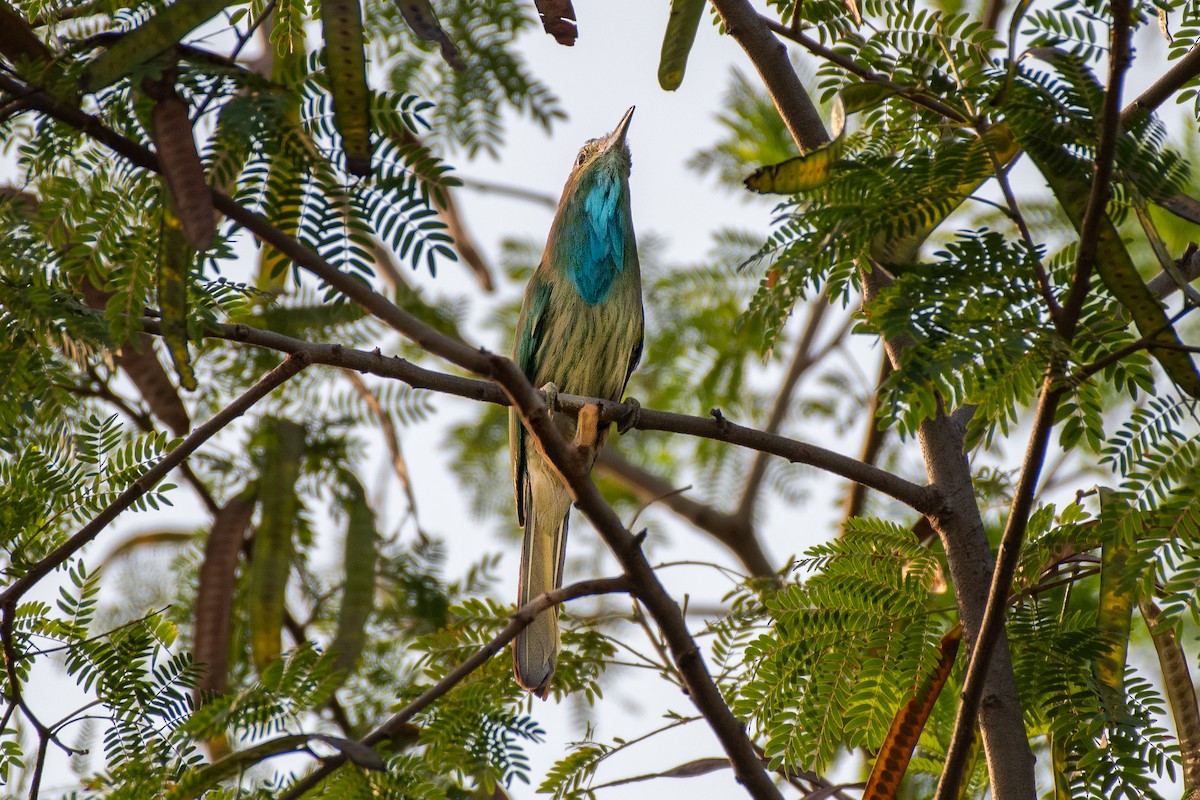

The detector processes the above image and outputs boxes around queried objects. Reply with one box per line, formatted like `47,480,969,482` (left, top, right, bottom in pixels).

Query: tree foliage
3,0,1200,799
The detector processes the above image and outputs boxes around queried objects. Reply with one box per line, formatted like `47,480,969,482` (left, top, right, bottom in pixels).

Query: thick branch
707,0,831,151
278,575,632,799
0,353,306,608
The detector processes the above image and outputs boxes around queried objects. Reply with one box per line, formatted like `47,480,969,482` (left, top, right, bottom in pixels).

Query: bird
509,106,644,697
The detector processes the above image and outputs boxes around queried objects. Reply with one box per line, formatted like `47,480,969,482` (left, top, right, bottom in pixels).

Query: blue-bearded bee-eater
510,106,644,697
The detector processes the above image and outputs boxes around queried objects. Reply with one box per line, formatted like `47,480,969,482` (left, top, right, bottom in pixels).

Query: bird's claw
618,397,641,435
540,382,560,417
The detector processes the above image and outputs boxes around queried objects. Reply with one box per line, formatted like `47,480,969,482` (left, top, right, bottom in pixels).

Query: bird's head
569,105,634,183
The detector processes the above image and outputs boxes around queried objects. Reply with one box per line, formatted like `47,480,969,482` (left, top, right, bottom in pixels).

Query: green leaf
838,82,901,115
657,0,707,91
743,136,846,194
743,93,852,194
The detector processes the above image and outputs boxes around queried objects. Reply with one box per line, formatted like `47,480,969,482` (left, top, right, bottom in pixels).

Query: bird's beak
605,106,635,151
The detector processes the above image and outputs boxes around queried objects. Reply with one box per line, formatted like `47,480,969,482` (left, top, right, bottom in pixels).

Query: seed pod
320,0,372,176
149,80,215,251
82,0,230,92
657,0,706,91
157,187,197,391
329,474,378,680
247,418,306,674
194,487,257,698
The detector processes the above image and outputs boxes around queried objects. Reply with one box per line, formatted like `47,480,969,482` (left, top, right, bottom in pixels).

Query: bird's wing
511,276,553,526
625,312,644,388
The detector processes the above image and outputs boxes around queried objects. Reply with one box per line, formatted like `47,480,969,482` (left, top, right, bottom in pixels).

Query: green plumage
510,107,643,696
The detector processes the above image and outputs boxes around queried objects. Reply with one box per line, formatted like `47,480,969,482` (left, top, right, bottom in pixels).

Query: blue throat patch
570,173,626,305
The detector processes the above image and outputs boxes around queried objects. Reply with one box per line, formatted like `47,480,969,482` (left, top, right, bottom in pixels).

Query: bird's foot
617,396,641,435
540,382,560,417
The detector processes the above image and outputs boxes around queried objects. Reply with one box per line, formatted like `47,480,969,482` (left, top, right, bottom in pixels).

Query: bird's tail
514,480,570,698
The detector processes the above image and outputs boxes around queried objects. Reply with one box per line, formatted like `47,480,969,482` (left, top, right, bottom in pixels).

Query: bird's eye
575,150,588,166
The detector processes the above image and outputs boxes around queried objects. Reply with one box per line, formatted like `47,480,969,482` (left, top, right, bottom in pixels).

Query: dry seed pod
149,81,215,251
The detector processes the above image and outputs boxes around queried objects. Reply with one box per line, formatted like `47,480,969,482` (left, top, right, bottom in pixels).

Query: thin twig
455,176,557,209
627,484,693,531
594,448,773,576
980,120,1062,327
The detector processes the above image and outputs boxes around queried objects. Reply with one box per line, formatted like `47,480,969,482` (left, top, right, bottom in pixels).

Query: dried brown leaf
533,0,577,45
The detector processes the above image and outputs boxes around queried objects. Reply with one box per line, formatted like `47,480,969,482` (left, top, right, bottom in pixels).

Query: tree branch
0,353,307,609
278,575,632,799
131,316,937,514
1121,42,1200,126
594,448,774,577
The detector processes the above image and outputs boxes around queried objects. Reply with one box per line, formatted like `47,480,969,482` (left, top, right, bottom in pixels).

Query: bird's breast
532,281,642,404
566,173,628,305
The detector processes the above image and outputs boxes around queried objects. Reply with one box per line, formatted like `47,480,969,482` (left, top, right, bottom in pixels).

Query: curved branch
595,448,774,577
